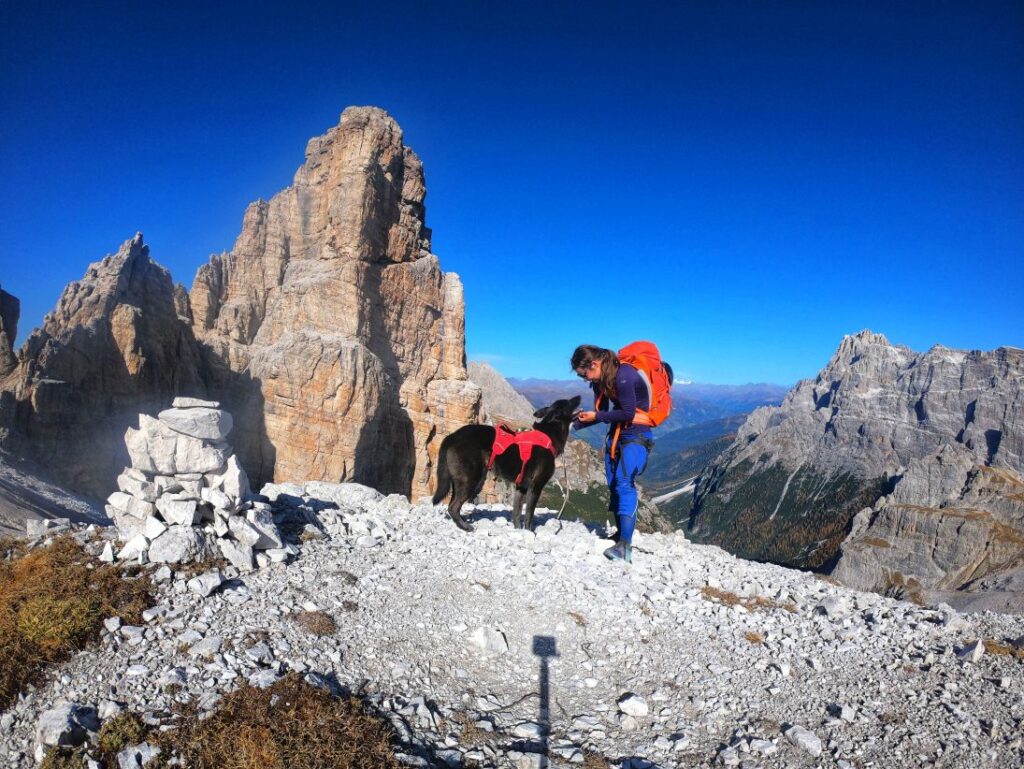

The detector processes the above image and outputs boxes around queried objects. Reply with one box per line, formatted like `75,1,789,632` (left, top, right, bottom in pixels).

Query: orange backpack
615,340,673,427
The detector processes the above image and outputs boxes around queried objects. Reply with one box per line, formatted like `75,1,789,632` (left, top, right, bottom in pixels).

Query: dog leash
554,456,569,533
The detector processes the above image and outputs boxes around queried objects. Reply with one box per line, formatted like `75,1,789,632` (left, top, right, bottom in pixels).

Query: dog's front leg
511,487,524,528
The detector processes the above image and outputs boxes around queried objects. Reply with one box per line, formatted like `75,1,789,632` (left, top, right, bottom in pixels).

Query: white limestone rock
26,517,70,537
157,406,233,441
125,414,231,475
35,703,98,749
155,497,199,527
227,516,262,548
117,534,149,562
106,492,155,520
141,516,167,540
207,455,251,500
617,693,649,717
784,725,822,757
219,537,254,572
147,526,210,564
302,481,383,510
469,626,509,654
245,508,283,549
172,396,220,408
116,472,156,502
957,639,985,663
201,486,234,512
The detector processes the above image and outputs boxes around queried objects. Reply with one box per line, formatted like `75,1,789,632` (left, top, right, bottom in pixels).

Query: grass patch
452,711,492,747
743,631,765,644
292,611,336,636
98,711,148,762
700,586,796,613
880,571,925,605
583,750,613,769
568,611,587,627
983,639,1024,660
0,535,151,710
860,537,891,548
157,673,399,769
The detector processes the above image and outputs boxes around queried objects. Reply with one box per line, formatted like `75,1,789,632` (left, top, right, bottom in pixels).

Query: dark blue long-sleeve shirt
577,363,652,441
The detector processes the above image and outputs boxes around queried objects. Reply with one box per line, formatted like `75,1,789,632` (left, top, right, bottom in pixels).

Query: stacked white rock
106,397,289,572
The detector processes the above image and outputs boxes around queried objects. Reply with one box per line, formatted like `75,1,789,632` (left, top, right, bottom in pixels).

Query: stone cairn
104,397,290,572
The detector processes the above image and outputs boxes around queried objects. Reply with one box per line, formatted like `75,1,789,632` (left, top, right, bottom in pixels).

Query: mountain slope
3,491,1022,768
689,330,1024,610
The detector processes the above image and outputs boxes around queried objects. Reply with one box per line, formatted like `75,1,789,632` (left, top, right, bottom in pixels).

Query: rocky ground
2,483,1023,768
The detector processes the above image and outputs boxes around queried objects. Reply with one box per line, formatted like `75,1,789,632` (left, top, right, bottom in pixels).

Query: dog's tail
432,439,452,505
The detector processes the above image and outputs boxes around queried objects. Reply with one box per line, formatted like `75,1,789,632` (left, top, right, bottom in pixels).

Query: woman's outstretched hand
575,410,596,424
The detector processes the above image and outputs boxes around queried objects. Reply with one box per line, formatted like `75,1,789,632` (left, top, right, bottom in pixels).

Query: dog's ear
533,405,551,420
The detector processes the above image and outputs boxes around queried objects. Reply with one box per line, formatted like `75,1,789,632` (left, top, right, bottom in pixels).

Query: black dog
432,395,581,531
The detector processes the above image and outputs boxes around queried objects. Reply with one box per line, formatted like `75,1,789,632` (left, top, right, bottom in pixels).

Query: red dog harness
487,424,557,485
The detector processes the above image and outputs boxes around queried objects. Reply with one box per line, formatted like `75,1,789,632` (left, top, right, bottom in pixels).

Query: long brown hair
570,344,620,398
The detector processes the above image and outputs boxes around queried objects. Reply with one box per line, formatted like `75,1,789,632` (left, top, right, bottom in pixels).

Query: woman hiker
570,344,655,563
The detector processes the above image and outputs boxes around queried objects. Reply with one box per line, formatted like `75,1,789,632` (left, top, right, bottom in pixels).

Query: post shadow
532,635,557,762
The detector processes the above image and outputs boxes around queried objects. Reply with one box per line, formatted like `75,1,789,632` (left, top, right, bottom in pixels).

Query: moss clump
0,535,152,710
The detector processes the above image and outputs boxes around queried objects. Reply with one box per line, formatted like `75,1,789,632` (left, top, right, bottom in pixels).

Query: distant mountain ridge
509,378,788,442
688,330,1024,612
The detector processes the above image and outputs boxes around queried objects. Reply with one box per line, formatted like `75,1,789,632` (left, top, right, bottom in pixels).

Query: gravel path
2,483,1023,768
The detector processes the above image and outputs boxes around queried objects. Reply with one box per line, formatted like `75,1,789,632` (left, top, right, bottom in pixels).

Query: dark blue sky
2,1,1021,384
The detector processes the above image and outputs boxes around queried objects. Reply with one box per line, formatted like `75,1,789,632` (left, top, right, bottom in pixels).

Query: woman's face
576,358,601,382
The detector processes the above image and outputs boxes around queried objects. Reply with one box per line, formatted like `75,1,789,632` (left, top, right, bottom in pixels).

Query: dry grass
743,631,765,644
0,535,151,710
582,750,613,769
98,712,148,762
983,639,1024,660
881,571,925,605
173,557,229,579
700,586,797,613
156,673,400,769
452,712,492,747
860,537,891,548
568,611,587,627
39,748,88,768
292,611,336,636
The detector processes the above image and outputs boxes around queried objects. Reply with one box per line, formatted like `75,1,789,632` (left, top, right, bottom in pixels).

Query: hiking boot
603,542,633,563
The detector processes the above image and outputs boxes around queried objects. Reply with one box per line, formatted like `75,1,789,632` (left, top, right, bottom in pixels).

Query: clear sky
1,1,1021,385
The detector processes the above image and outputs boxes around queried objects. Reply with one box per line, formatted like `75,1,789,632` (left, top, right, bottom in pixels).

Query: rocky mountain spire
0,235,206,496
188,107,479,496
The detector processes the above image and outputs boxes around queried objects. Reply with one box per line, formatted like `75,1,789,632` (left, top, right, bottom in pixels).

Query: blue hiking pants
605,430,652,544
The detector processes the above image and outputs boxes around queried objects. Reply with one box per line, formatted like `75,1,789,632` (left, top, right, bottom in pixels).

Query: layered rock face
0,108,479,502
689,330,1024,606
0,284,18,376
189,106,479,497
0,236,205,496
